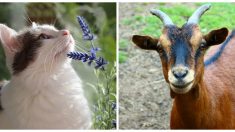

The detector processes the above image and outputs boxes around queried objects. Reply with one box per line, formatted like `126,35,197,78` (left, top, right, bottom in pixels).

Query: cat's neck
9,62,80,93
14,59,71,77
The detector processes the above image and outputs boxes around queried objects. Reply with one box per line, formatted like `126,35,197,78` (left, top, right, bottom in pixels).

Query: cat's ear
0,24,19,54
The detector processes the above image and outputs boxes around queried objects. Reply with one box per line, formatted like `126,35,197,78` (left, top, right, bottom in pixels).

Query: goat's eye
39,33,52,40
199,39,207,50
156,43,164,53
157,47,163,53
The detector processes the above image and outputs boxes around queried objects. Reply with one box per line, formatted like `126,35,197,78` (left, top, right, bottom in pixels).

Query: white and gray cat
0,22,91,129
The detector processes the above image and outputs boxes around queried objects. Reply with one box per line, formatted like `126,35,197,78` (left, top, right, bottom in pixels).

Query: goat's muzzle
168,66,195,94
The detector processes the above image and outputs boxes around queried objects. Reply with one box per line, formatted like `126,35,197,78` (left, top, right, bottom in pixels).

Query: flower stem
90,40,95,49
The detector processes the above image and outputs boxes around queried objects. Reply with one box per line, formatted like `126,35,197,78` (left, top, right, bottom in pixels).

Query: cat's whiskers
74,39,90,49
49,39,68,73
43,39,63,73
74,40,88,48
44,40,63,72
23,17,30,26
37,51,44,71
52,17,58,26
49,44,60,73
74,45,89,54
73,40,89,53
24,13,33,25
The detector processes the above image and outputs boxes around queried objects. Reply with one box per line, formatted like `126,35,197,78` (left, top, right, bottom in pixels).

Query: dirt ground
119,3,172,129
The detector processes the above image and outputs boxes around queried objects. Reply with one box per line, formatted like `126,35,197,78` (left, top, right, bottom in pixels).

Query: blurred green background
0,3,116,127
119,3,235,63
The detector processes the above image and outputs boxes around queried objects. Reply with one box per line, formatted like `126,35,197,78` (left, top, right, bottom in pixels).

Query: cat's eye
39,33,52,40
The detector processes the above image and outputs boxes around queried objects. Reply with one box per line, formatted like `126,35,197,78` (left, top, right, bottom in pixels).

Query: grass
119,3,235,63
119,51,128,63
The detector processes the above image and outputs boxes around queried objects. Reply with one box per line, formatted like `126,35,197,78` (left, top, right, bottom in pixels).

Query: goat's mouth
170,81,194,94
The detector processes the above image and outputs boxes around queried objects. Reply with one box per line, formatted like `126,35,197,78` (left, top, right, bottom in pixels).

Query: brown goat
132,4,235,129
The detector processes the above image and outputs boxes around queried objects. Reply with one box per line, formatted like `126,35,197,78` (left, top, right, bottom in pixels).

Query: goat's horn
187,4,211,25
150,9,174,26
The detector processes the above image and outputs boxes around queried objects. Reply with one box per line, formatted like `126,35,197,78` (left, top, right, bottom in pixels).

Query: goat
132,4,235,129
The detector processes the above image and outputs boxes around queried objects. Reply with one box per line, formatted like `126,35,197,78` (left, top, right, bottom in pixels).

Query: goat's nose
62,30,70,36
172,67,188,79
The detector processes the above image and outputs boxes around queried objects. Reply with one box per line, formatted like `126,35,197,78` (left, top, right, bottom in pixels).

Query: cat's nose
62,30,70,36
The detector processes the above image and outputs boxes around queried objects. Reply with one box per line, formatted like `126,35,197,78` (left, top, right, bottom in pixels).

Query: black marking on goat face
12,31,42,75
166,25,194,68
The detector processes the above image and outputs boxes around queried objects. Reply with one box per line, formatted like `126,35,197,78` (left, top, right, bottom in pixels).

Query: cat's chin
55,44,73,59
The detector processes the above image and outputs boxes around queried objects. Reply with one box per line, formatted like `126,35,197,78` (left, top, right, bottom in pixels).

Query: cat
0,22,91,129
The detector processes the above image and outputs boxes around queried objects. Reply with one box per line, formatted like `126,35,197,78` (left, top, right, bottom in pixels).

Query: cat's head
0,22,75,75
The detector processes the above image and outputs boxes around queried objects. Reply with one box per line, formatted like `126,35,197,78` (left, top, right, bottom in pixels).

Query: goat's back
204,30,235,128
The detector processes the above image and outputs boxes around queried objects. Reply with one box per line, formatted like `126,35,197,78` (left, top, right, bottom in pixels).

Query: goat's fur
170,30,235,128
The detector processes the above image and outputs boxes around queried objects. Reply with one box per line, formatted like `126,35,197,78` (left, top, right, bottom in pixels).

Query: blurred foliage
0,3,116,129
91,63,116,129
119,3,235,63
26,3,57,25
0,3,12,80
0,46,9,80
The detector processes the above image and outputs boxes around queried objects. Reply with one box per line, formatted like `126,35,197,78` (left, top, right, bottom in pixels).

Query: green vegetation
91,64,116,129
119,3,235,63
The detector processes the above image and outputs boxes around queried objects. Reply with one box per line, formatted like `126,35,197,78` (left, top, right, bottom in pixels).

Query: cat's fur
0,23,91,129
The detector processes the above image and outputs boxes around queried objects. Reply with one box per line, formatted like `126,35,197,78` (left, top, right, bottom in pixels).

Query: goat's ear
204,27,228,46
132,35,159,50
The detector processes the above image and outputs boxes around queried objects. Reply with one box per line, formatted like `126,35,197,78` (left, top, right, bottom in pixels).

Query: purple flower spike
67,16,108,70
111,102,116,110
67,52,80,60
90,47,100,58
77,16,94,40
112,119,116,128
95,57,108,70
68,51,107,70
67,52,88,62
87,47,100,65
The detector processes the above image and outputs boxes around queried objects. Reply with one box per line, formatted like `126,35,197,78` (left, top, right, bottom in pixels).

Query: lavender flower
111,102,116,110
90,47,101,56
67,52,89,62
95,57,108,70
96,115,102,121
77,16,94,40
88,47,100,65
67,50,107,70
67,16,108,70
112,119,116,128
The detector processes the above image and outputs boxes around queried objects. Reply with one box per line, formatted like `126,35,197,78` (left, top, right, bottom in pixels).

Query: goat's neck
173,79,212,124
